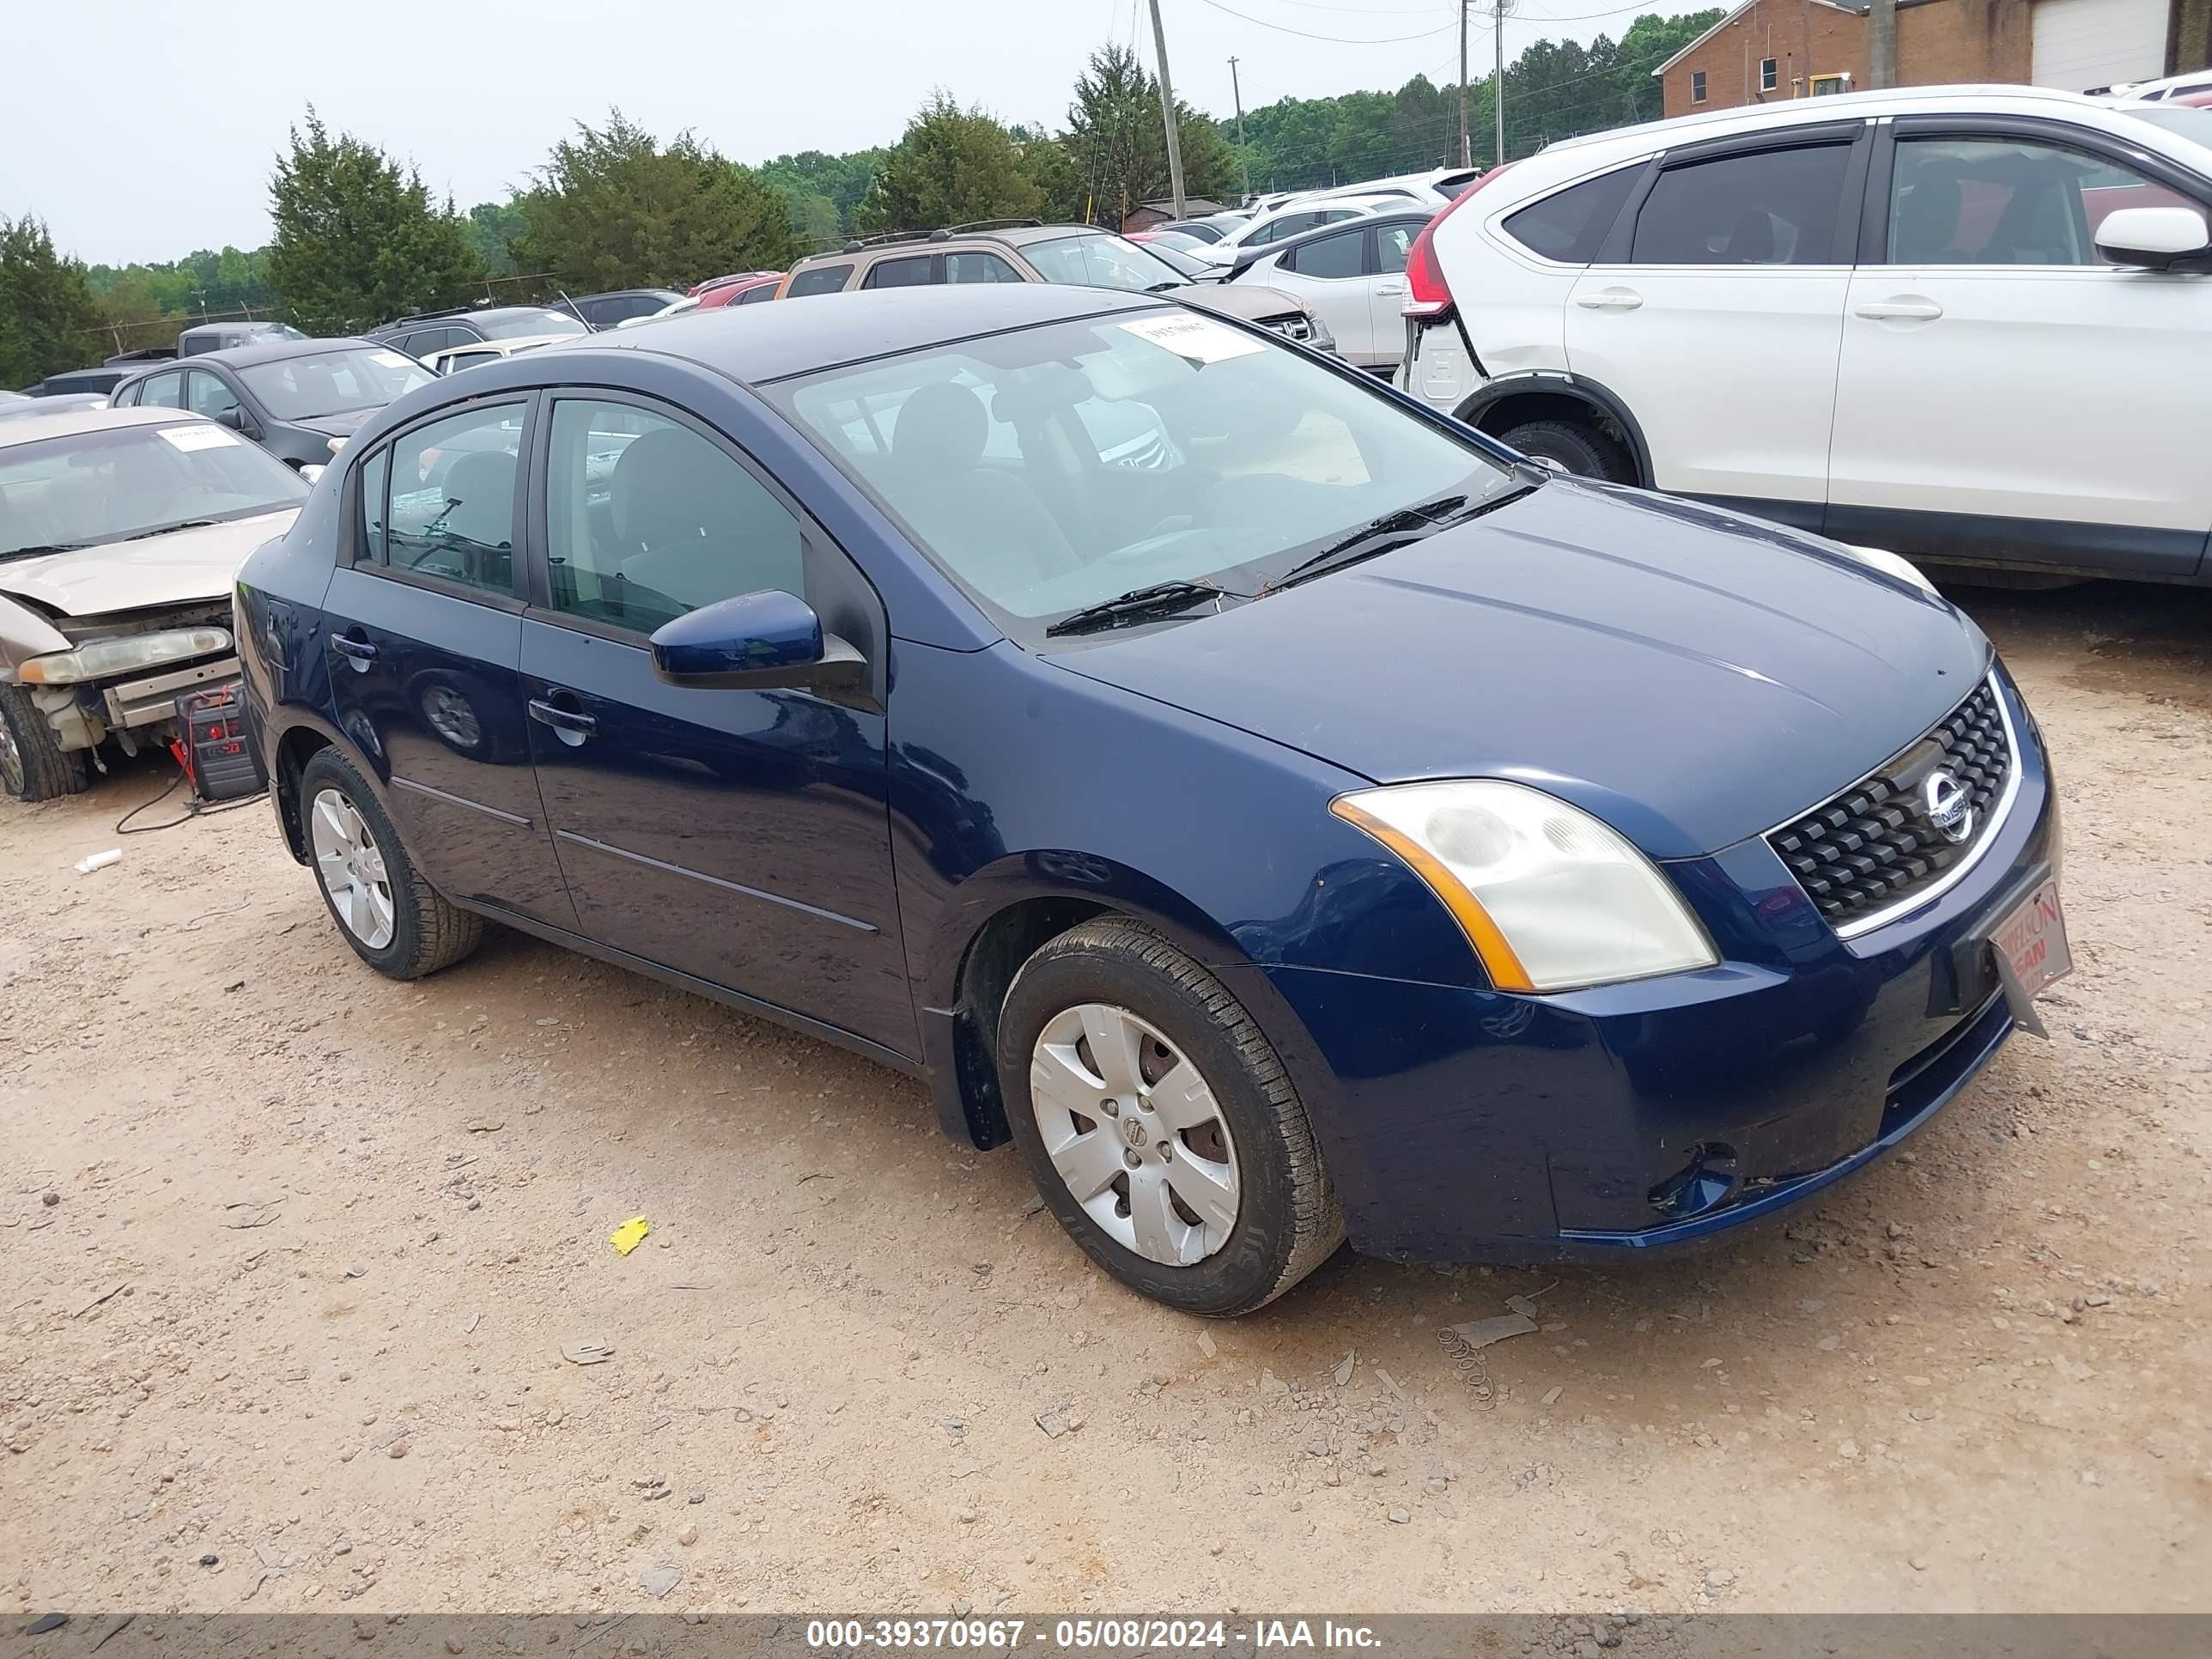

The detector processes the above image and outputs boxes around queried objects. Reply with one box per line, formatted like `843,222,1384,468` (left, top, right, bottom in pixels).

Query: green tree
854,93,1043,234
510,110,799,290
464,199,531,277
760,148,886,237
1011,124,1086,224
0,217,108,384
1066,43,1237,225
267,111,484,332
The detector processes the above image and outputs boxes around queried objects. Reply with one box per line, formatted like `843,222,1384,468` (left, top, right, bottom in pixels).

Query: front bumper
1264,669,2058,1262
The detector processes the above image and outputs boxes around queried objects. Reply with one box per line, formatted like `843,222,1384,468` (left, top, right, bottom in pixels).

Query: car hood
0,508,298,618
1177,283,1307,321
295,410,377,439
1049,482,1990,858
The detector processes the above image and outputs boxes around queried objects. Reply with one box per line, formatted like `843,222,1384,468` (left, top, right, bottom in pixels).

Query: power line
1187,0,1461,44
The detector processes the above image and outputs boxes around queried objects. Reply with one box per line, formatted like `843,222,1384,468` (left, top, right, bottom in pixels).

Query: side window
945,251,1024,283
1886,136,2199,267
1376,222,1416,274
357,447,391,565
1284,227,1364,278
187,370,241,422
1503,167,1640,263
1630,143,1851,265
381,402,526,596
138,371,184,408
735,281,779,304
862,255,937,289
1760,58,1778,92
787,263,854,297
112,380,141,407
1692,70,1708,104
544,399,804,635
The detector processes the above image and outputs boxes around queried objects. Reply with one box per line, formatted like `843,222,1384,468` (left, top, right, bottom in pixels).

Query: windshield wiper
1045,580,1246,638
1271,483,1540,591
0,542,88,560
121,519,224,541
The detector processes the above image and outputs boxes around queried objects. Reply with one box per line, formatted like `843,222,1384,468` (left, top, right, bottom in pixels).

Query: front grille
1260,313,1314,343
1767,676,2013,931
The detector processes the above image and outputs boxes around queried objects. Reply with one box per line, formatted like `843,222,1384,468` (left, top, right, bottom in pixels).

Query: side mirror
215,405,260,438
298,464,325,485
2094,205,2211,270
649,589,865,693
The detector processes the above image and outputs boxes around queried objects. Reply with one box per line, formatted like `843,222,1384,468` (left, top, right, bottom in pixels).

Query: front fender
0,594,70,682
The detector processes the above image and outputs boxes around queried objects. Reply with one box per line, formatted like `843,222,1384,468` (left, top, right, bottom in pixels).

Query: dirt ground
3,580,2208,1619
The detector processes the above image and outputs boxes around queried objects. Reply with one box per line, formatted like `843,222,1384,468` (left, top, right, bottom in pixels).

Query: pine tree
854,94,1047,234
0,217,108,384
1066,44,1237,227
267,111,484,333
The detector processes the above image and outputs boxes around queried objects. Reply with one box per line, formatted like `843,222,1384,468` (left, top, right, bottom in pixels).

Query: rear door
321,396,574,926
1364,219,1422,367
1826,118,2212,577
517,392,915,1057
1563,123,1868,526
1272,225,1374,362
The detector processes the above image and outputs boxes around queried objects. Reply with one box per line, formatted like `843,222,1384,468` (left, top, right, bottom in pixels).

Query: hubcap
0,715,24,794
309,787,396,950
422,684,483,750
1029,1004,1242,1267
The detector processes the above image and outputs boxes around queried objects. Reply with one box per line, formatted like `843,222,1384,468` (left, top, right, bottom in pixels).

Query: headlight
1304,313,1335,350
1331,779,1718,992
17,627,231,685
1841,543,1937,595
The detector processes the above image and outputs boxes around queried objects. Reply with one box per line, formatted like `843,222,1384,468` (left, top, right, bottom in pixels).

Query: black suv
366,305,589,362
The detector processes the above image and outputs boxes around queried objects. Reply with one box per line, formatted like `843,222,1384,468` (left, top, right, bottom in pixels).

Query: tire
996,918,1343,1316
298,747,482,980
1499,417,1635,483
0,684,90,803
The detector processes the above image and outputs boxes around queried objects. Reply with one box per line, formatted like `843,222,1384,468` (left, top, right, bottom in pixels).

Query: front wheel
0,684,89,803
996,918,1342,1316
1499,417,1634,483
298,747,482,980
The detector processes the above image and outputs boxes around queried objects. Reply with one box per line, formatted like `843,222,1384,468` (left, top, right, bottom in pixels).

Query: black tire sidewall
0,684,87,803
1503,419,1631,483
298,750,426,976
996,939,1305,1316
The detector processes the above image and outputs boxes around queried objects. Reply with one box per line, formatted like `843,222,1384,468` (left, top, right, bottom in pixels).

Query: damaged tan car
0,405,306,801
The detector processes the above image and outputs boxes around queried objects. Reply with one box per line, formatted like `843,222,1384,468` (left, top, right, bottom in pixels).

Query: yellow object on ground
608,1217,650,1256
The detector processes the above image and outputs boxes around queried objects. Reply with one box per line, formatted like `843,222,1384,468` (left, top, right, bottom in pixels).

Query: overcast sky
5,0,1695,265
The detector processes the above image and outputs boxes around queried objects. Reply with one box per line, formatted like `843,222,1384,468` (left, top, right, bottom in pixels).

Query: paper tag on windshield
1116,313,1265,366
369,350,412,369
157,424,239,452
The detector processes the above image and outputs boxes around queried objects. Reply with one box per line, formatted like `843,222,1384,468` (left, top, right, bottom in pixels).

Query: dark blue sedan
234,284,2065,1316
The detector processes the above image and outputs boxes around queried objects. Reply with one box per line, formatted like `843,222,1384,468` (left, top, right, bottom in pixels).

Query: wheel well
949,896,1113,1149
1466,390,1646,484
272,726,333,863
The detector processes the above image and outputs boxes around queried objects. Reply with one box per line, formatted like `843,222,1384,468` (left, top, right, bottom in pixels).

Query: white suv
1399,85,2212,584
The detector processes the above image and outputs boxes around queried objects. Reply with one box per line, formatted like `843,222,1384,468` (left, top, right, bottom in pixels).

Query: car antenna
554,289,596,332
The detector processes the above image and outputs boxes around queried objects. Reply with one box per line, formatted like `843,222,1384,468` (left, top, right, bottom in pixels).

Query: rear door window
137,371,185,408
1283,227,1365,278
1630,144,1853,265
378,403,527,596
861,255,937,289
787,264,854,297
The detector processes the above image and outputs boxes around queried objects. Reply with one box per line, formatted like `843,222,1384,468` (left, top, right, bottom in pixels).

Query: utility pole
1458,2,1471,168
1229,55,1251,201
1493,0,1510,167
1147,0,1188,220
1868,0,1899,88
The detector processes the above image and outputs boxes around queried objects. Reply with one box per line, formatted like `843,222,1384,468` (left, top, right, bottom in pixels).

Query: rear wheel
299,748,481,980
0,685,89,803
1499,417,1634,483
996,918,1342,1316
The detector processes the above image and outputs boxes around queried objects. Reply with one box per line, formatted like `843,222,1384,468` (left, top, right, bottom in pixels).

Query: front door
518,393,916,1058
321,397,574,926
1826,122,2212,577
1564,127,1865,527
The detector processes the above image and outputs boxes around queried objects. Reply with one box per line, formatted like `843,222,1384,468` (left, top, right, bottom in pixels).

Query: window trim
341,390,538,615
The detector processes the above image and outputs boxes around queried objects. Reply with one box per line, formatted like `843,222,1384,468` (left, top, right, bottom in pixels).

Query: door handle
1574,289,1644,310
527,696,597,746
330,632,377,669
1374,283,1407,297
1855,299,1944,321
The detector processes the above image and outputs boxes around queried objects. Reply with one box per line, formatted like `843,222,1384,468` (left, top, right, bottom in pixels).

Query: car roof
0,404,201,450
136,336,378,374
538,283,1162,384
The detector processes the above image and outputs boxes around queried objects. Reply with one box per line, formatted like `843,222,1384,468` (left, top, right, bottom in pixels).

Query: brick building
1654,0,2207,118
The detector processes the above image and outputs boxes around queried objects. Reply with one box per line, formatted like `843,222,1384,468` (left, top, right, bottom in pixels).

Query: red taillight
1403,161,1518,320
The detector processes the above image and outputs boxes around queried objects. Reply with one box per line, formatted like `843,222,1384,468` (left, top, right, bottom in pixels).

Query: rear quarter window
787,264,854,297
1502,167,1641,262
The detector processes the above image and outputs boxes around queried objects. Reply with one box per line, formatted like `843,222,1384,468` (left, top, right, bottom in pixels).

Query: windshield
479,310,589,340
0,420,307,556
1023,234,1190,293
240,347,434,420
2129,106,2212,148
769,308,1517,644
